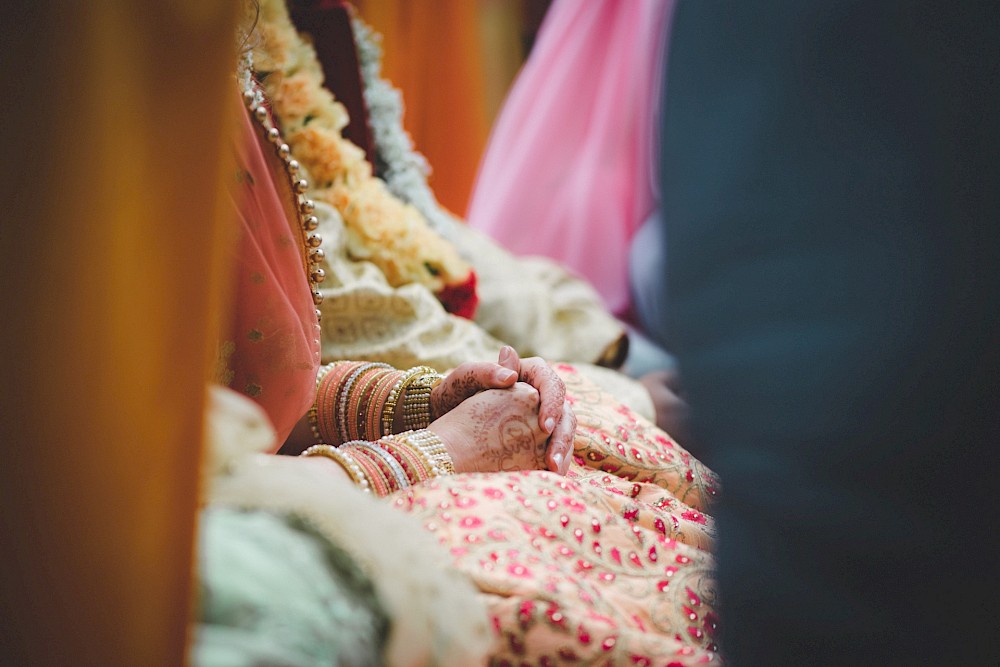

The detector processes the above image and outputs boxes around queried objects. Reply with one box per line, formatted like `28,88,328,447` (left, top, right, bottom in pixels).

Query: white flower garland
352,17,463,243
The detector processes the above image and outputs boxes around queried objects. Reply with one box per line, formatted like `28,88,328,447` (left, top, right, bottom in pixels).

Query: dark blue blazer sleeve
660,2,1000,664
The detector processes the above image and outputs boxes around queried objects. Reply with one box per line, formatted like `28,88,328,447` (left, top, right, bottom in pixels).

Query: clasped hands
426,346,576,476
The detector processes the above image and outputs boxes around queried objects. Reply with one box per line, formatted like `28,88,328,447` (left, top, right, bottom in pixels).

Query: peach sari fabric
221,103,321,445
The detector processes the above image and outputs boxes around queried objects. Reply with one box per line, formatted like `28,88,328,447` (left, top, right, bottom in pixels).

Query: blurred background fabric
0,1,239,663
353,0,552,215
466,0,673,318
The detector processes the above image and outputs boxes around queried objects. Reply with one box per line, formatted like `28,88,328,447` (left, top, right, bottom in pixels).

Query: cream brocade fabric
452,216,629,368
314,200,505,369
313,201,655,420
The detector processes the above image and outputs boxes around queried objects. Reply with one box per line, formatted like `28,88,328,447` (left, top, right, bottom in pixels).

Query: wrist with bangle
300,429,454,497
310,363,444,446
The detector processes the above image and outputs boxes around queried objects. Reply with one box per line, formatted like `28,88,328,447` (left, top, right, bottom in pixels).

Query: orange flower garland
253,0,476,305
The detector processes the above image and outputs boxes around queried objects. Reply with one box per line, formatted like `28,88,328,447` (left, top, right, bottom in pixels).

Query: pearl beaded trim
239,51,325,324
397,429,455,476
402,371,443,431
381,366,436,434
302,444,371,494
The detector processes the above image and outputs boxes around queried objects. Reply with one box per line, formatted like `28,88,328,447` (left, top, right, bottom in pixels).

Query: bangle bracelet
384,366,435,434
402,371,444,431
348,365,391,442
368,370,402,440
407,429,456,476
349,441,411,492
379,437,433,484
349,445,392,496
301,444,371,494
382,366,433,435
316,361,357,444
308,363,336,441
390,429,455,477
336,362,392,445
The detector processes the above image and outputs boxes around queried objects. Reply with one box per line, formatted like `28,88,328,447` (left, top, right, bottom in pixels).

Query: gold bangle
381,366,435,434
398,429,455,476
301,444,372,494
308,363,336,441
401,371,444,431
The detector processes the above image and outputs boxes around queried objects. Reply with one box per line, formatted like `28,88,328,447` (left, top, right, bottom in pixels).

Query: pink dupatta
221,102,321,446
467,0,674,317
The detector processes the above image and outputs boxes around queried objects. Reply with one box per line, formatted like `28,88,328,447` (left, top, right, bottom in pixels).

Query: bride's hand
428,383,556,474
430,346,576,474
495,346,575,475
430,356,520,419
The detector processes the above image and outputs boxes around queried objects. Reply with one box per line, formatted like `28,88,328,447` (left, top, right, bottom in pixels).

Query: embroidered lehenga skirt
389,365,720,666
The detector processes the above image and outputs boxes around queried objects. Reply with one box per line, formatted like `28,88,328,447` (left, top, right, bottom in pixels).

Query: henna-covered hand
545,399,575,475
429,358,519,420
427,383,551,474
495,346,575,474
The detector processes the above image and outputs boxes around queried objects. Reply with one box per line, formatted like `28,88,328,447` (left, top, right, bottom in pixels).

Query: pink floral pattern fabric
390,366,721,665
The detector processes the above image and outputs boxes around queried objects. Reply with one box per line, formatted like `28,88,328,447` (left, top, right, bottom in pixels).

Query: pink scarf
222,102,321,445
467,0,674,317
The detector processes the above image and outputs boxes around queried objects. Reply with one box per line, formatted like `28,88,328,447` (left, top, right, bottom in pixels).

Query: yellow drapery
1,2,237,663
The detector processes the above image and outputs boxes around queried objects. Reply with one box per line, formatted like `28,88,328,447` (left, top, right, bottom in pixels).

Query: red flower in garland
436,270,479,319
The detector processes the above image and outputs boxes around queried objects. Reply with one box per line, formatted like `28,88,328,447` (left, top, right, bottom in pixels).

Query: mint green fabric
192,508,387,666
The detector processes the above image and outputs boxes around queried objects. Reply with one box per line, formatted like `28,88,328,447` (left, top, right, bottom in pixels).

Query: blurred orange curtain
354,0,492,216
478,0,531,125
1,2,238,664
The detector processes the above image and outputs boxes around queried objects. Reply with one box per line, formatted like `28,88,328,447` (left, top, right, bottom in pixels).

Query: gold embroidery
212,340,236,386
235,167,255,185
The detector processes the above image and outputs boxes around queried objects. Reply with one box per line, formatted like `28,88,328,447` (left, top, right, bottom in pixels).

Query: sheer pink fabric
222,103,321,445
467,0,674,316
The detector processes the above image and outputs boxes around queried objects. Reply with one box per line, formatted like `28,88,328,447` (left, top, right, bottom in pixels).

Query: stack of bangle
312,361,360,444
308,363,338,440
311,361,398,444
381,366,443,434
382,366,430,434
300,429,454,497
393,429,456,476
402,371,444,430
335,362,393,444
310,362,445,446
